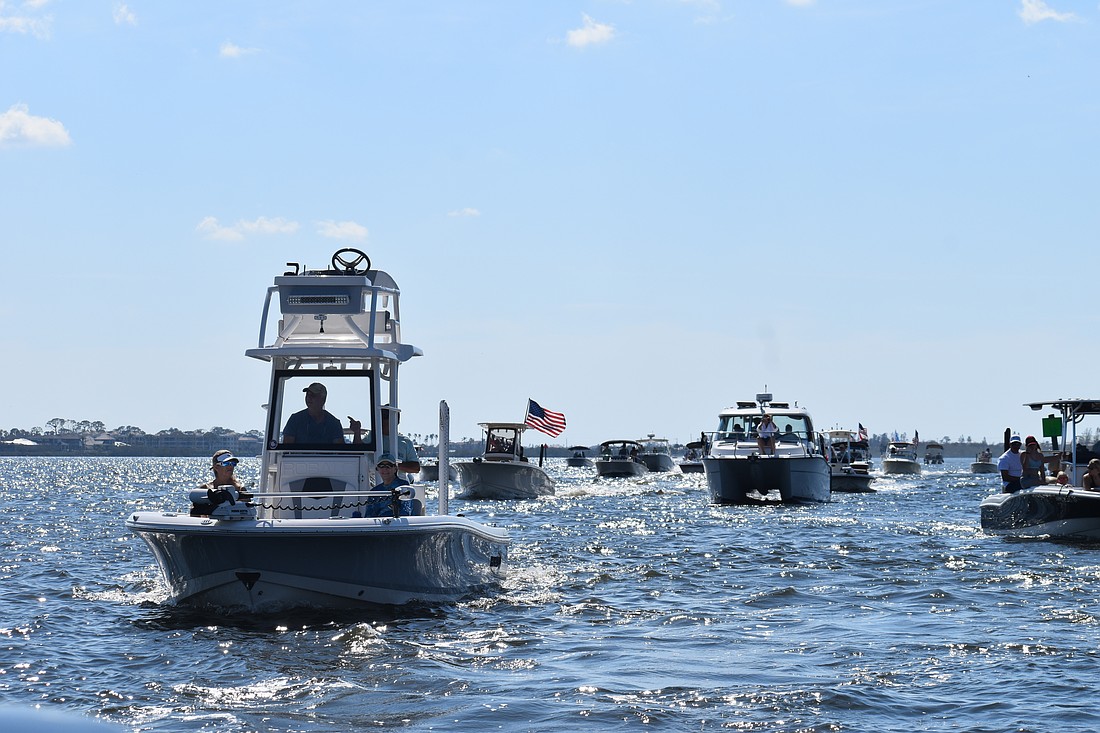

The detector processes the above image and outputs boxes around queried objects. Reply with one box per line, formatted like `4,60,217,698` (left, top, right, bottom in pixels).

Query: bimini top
244,248,423,364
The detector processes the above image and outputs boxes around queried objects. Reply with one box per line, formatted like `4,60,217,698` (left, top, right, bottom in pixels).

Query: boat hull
971,461,998,474
980,486,1100,540
679,461,704,474
566,457,594,468
419,463,457,482
455,459,555,499
704,455,831,504
882,458,922,475
127,513,509,611
595,459,648,478
639,454,680,473
830,467,875,493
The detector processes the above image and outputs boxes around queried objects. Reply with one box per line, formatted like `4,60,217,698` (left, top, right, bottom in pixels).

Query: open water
2,456,1100,732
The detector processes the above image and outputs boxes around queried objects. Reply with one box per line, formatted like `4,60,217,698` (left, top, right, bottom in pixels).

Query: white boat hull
970,461,998,474
419,463,458,482
882,457,922,475
566,457,594,468
679,460,704,474
127,512,509,611
704,455,831,504
455,459,555,499
980,486,1100,540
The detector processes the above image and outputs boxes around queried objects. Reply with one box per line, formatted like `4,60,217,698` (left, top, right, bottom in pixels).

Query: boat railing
249,485,426,519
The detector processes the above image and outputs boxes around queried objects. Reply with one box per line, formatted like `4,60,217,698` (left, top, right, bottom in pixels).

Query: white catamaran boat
127,248,509,612
454,422,555,500
882,441,921,475
981,398,1100,540
702,393,831,504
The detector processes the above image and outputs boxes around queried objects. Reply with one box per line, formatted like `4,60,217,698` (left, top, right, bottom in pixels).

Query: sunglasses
377,462,396,468
217,460,238,468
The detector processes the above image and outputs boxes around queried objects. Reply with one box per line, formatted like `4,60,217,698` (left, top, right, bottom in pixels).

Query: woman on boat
202,450,244,492
1083,459,1100,491
1020,436,1047,489
757,414,778,455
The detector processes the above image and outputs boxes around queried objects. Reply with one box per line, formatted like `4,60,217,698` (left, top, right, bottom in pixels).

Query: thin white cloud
447,208,481,218
196,216,299,242
220,41,260,58
0,0,53,38
0,103,71,148
566,14,615,48
1018,0,1077,24
113,2,136,26
316,220,368,242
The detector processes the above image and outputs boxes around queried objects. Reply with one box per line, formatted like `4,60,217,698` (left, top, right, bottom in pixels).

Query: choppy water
2,456,1099,732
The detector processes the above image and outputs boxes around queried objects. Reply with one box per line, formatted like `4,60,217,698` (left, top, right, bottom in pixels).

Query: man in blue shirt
282,382,362,445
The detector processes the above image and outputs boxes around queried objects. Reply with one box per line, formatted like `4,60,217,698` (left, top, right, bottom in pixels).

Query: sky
2,0,1099,448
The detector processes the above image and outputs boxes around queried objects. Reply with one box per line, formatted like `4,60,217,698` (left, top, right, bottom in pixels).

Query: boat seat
779,433,800,444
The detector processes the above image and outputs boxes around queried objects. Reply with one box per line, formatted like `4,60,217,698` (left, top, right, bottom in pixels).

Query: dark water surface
2,456,1099,732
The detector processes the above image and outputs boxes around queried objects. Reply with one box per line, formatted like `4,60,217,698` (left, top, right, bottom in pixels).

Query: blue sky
1,0,1097,447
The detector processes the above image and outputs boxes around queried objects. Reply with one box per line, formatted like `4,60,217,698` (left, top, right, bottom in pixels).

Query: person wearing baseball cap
363,452,414,517
998,435,1024,493
282,382,363,445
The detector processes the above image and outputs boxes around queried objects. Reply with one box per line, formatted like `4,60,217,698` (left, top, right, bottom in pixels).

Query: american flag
857,423,868,441
525,399,566,437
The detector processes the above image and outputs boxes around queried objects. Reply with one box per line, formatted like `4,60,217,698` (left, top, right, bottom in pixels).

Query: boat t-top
127,248,509,612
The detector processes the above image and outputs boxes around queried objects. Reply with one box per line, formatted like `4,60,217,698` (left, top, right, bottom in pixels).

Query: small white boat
970,449,997,474
882,441,921,475
981,398,1100,540
455,423,555,500
566,445,595,469
824,429,875,493
595,440,649,478
702,393,831,504
637,434,681,473
127,248,509,612
924,442,944,465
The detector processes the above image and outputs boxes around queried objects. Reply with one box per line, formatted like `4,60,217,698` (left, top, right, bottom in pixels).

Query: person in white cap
282,382,362,445
200,449,251,500
997,435,1024,493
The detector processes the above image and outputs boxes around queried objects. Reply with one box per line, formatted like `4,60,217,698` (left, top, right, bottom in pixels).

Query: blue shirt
364,477,413,517
282,409,344,444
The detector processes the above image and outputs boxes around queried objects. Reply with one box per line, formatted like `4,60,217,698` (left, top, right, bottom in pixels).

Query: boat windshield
717,414,811,440
486,427,520,455
267,369,378,451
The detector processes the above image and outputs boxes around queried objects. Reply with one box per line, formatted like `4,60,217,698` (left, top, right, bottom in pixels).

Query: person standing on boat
757,414,778,455
1020,436,1048,489
998,435,1024,493
282,382,362,445
364,453,414,517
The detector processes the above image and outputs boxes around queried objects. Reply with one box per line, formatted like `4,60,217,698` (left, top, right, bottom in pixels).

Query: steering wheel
331,248,371,275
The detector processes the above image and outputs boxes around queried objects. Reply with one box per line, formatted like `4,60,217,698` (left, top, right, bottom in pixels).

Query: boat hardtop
711,399,820,455
479,422,532,461
126,248,509,611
